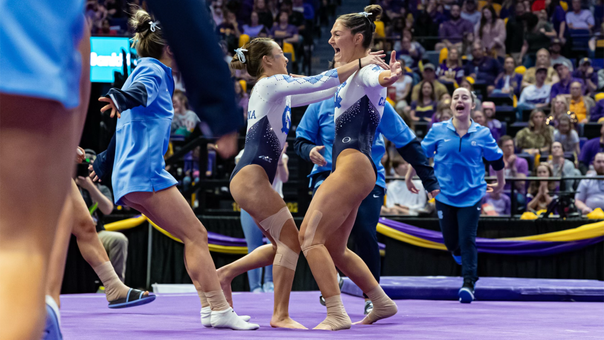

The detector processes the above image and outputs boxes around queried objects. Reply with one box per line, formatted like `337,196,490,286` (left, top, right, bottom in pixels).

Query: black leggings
313,179,383,284
435,200,482,284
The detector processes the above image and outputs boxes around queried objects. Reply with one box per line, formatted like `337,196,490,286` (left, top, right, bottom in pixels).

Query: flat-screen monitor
90,36,132,83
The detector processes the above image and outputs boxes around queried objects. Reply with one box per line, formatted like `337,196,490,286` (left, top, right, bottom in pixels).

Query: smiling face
451,88,475,120
172,95,183,113
329,20,363,65
267,42,289,75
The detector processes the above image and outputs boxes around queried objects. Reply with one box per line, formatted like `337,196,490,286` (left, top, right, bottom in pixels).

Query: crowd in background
86,0,604,218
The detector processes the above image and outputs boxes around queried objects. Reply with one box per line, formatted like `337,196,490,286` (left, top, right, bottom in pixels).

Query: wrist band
358,58,362,69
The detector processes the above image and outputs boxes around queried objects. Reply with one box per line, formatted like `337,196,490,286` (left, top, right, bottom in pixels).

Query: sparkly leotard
332,65,386,175
231,70,340,183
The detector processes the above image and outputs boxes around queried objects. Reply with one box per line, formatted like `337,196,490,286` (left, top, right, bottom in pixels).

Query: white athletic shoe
201,307,252,327
210,307,259,330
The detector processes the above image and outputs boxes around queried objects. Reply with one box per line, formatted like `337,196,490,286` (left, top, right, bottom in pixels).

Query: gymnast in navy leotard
297,5,406,330
219,37,388,329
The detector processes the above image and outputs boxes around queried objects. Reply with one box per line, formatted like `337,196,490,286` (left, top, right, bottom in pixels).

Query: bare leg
225,165,305,329
46,197,75,308
217,244,275,306
0,96,83,340
299,150,376,330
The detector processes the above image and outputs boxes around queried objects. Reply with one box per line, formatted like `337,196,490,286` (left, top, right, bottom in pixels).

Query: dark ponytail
337,4,383,50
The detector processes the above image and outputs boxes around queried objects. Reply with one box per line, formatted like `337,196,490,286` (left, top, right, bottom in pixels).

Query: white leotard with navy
231,69,340,183
332,65,386,175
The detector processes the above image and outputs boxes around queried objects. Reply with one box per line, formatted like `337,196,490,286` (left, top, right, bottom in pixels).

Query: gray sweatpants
98,230,128,282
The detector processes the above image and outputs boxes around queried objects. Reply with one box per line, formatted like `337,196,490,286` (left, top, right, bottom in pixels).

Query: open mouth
334,47,341,56
455,104,465,112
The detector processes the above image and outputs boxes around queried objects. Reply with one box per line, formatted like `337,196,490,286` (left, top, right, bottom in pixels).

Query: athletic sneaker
251,287,263,293
319,274,344,306
263,282,274,293
458,279,475,304
452,253,462,265
364,300,374,315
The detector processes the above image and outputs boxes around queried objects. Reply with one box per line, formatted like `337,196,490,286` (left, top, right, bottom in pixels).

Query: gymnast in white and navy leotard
332,64,386,176
231,69,340,183
222,37,388,329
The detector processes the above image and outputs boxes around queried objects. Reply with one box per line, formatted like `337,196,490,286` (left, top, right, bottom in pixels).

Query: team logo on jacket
281,105,291,134
378,97,386,106
471,141,477,146
342,137,352,143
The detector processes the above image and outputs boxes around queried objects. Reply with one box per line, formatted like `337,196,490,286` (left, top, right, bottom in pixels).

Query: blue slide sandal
108,288,156,309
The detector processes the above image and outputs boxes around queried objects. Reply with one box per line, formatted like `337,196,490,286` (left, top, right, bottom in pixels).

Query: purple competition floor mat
60,291,604,339
341,277,604,302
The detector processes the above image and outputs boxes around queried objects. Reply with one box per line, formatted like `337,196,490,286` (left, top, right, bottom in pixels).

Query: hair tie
149,21,161,32
234,47,248,63
358,11,371,18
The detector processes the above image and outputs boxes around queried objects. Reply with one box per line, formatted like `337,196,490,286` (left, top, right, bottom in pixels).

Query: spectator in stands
522,49,558,89
569,80,595,123
96,19,118,36
554,114,581,156
437,47,464,85
410,81,437,122
386,17,406,50
575,152,604,214
411,64,448,102
549,94,570,127
535,9,558,39
234,80,249,115
475,5,507,58
591,98,604,122
382,0,406,23
527,163,556,212
436,4,474,52
79,151,128,282
566,0,595,32
171,90,200,136
549,141,580,190
397,34,425,69
86,0,108,32
432,100,453,125
472,110,486,126
242,11,266,38
461,0,481,27
415,0,445,49
520,13,555,66
482,101,504,142
518,67,551,112
463,40,502,89
392,59,414,111
551,60,583,100
460,77,483,110
493,57,523,97
104,0,123,18
572,58,599,96
482,190,511,215
493,135,528,203
515,108,555,155
210,0,225,27
546,0,568,43
549,39,573,71
280,0,305,38
578,124,604,173
499,0,515,19
216,10,241,52
254,0,274,29
381,159,429,215
505,2,527,63
270,11,300,44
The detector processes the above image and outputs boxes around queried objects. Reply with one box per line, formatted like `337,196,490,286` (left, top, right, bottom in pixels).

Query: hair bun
363,4,382,22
